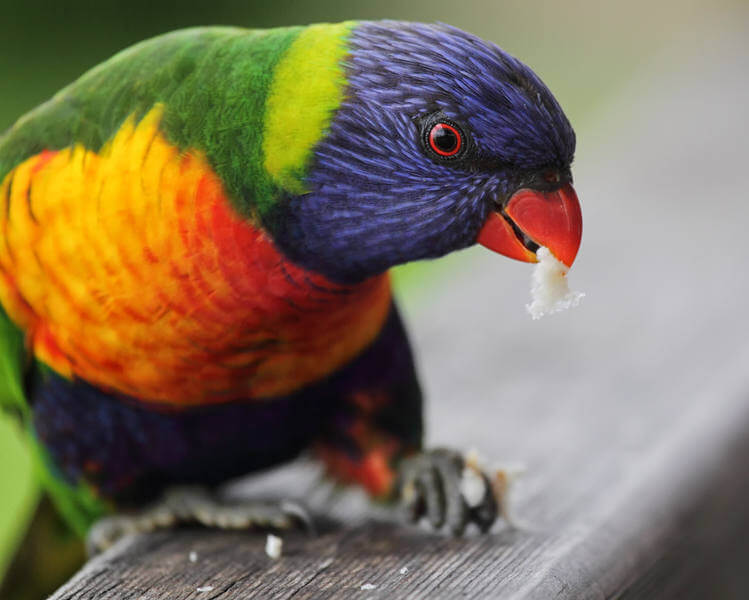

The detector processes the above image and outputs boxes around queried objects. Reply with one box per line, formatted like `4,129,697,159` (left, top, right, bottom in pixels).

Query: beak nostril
543,170,560,183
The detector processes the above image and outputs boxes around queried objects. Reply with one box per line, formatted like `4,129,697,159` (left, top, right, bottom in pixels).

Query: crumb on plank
265,534,283,559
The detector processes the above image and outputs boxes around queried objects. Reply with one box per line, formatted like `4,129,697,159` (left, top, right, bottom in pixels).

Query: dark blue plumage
30,304,421,506
269,21,576,283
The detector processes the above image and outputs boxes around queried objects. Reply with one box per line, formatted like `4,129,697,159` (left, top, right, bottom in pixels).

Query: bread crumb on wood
265,534,283,559
360,583,376,590
527,247,584,319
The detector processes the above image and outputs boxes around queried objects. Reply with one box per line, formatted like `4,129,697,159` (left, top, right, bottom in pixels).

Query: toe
396,456,426,523
280,500,314,532
86,516,136,556
432,449,469,536
417,464,446,529
400,478,426,523
469,472,498,533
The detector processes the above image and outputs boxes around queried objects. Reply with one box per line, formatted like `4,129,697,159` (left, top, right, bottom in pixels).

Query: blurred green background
0,0,739,577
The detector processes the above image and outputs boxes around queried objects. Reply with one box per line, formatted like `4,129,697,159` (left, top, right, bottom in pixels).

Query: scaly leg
86,486,310,555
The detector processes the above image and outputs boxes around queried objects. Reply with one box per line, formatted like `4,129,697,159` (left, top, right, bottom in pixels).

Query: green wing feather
0,306,27,417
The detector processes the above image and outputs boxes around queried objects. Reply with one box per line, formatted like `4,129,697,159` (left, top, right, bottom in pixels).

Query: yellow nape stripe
262,21,355,195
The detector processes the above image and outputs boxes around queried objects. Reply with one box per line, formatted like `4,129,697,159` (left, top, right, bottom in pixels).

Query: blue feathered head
270,21,582,283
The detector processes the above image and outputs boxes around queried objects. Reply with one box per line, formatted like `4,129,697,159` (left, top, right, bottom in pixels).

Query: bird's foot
395,447,521,535
86,486,310,556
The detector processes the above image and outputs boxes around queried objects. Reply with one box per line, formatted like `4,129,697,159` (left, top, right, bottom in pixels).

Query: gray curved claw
396,448,498,535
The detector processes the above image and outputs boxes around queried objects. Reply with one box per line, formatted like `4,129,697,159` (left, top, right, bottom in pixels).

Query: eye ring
427,122,463,158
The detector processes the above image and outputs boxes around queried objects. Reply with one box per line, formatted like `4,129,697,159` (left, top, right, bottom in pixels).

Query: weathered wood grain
50,12,749,600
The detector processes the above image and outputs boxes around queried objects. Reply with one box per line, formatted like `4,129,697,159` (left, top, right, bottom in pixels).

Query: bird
0,18,581,586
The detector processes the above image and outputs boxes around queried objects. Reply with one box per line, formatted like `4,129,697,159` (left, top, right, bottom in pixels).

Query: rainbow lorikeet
0,20,582,557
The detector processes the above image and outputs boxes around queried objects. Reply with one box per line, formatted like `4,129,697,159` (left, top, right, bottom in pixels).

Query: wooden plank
50,13,749,600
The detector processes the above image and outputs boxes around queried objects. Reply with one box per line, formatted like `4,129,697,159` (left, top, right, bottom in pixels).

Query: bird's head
263,21,582,283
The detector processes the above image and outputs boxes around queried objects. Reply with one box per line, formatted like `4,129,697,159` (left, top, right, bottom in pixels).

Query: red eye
428,122,462,157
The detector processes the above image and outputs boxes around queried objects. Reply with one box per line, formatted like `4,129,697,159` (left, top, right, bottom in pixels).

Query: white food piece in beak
526,247,584,320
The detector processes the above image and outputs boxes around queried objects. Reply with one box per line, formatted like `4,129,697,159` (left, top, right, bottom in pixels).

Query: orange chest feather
0,108,391,405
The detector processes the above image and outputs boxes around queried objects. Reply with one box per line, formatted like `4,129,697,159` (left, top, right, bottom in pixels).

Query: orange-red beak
476,182,582,268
